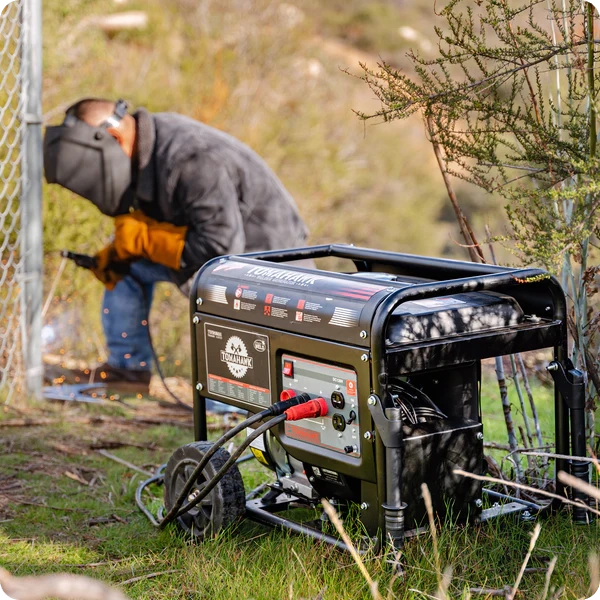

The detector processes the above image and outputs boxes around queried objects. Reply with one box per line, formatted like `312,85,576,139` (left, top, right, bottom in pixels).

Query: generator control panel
281,354,361,457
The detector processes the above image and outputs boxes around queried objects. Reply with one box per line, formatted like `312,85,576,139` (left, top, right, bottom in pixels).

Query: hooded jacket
102,108,309,286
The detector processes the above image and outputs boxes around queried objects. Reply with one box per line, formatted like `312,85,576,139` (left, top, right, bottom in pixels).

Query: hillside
41,0,508,374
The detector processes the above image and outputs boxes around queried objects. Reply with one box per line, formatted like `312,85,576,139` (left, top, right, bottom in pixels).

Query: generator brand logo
220,336,253,379
245,265,322,287
0,0,17,16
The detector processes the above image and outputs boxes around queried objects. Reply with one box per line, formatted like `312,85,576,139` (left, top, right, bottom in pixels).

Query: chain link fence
0,0,43,403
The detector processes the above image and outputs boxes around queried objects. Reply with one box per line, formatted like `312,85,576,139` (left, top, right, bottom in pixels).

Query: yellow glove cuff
113,212,187,270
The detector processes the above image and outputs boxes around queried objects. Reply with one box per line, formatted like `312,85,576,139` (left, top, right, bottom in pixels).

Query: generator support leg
548,360,589,523
368,399,407,551
194,394,208,442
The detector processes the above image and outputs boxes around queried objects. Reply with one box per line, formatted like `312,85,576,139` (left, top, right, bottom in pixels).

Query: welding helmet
43,99,134,216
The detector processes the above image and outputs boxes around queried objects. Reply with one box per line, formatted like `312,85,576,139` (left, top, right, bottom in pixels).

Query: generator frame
190,244,588,550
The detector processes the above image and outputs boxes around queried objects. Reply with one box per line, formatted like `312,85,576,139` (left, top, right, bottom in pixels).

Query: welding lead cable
169,398,327,523
135,452,258,527
158,394,311,526
137,396,308,527
165,413,289,524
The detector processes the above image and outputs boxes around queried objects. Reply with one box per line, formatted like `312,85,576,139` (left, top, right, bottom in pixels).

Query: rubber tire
163,441,246,540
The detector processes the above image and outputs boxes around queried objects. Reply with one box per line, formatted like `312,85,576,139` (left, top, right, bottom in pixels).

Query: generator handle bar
242,243,519,279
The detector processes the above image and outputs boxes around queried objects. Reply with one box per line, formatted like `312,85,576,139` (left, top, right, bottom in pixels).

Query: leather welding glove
113,210,188,270
91,244,124,291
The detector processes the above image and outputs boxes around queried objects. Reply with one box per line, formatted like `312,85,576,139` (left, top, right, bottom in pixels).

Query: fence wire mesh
0,1,26,402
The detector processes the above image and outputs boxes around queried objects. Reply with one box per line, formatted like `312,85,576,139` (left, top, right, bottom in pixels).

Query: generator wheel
163,441,246,540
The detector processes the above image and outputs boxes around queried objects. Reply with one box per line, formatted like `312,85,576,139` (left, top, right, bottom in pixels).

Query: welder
43,98,309,393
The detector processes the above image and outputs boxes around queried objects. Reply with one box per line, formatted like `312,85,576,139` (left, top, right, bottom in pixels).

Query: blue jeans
102,260,179,371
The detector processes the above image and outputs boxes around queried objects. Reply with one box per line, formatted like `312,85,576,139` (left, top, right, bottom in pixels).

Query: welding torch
61,250,131,275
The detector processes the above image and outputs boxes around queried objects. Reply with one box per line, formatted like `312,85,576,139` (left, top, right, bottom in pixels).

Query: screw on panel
547,362,559,372
476,432,484,441
196,383,204,391
360,354,369,362
367,395,377,406
475,498,483,508
359,330,368,339
360,502,369,510
364,431,372,440
196,297,203,306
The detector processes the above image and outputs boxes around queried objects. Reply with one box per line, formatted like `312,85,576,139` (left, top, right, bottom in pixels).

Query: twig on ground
321,499,382,600
508,523,541,600
65,558,130,568
64,471,90,486
120,569,181,586
0,416,194,429
14,501,87,512
0,567,130,600
95,450,153,476
469,586,512,597
89,440,161,451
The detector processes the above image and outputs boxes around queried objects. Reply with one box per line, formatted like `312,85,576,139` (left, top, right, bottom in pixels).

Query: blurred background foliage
41,0,509,377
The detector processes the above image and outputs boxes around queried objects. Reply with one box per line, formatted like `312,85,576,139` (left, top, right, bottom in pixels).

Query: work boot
45,363,151,394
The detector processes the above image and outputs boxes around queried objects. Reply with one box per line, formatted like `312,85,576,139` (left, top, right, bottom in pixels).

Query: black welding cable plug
159,391,311,527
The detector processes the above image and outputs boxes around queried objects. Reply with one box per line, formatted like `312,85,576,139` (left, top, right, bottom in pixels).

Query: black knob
344,445,354,454
347,410,357,424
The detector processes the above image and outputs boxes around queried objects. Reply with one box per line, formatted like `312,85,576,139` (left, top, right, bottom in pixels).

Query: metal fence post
21,0,43,399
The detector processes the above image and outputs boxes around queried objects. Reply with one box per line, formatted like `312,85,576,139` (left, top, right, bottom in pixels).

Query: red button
283,360,294,377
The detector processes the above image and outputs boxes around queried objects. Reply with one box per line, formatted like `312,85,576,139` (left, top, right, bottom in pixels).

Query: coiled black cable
169,413,287,522
158,408,274,526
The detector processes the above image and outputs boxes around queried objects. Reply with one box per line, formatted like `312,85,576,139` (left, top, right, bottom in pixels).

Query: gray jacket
132,108,309,285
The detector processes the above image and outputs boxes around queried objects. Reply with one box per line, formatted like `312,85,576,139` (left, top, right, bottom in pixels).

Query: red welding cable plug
284,397,328,421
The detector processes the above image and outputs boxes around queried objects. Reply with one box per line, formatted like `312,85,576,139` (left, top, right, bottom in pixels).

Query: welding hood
43,102,134,216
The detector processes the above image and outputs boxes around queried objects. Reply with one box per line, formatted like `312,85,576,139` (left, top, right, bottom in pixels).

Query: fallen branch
89,440,161,451
469,587,512,597
13,501,87,512
0,416,193,429
95,450,153,476
120,570,181,586
0,568,130,600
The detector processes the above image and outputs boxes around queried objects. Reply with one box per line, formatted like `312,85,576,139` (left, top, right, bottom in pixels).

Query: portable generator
161,244,588,550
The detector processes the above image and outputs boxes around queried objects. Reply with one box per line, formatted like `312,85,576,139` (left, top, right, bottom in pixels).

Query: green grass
1,371,599,599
